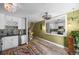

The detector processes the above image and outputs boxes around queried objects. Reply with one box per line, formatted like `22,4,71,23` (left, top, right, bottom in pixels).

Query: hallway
2,37,68,55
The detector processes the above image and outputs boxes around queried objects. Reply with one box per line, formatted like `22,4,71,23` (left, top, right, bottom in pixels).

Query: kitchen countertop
0,34,26,38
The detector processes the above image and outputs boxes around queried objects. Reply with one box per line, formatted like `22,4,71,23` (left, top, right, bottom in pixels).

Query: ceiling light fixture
4,3,17,13
42,12,52,20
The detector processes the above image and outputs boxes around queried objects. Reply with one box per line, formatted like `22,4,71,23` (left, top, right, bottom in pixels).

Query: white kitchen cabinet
21,35,28,44
0,14,5,29
2,36,18,51
2,37,12,50
18,18,21,29
18,18,25,29
5,15,12,21
2,38,5,51
22,18,25,29
11,36,18,48
12,17,18,26
5,15,18,26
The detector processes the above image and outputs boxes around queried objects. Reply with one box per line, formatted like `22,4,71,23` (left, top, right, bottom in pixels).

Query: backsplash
0,29,26,37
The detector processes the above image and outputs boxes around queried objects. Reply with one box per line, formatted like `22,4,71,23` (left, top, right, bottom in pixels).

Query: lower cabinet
2,36,18,51
21,35,28,44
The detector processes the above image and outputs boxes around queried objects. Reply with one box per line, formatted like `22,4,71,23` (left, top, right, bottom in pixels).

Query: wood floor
28,37,68,55
1,37,68,55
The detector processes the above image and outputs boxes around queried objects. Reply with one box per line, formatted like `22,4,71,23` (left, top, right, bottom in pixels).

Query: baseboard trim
38,37,65,48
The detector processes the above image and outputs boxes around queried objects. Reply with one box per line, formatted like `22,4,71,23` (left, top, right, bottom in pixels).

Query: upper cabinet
0,14,5,29
5,15,18,26
18,18,25,29
0,13,26,29
45,15,67,36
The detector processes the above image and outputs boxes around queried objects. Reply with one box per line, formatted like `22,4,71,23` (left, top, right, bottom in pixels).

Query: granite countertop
0,34,26,38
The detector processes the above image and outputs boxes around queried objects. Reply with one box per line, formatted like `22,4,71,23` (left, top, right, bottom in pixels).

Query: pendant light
42,12,52,20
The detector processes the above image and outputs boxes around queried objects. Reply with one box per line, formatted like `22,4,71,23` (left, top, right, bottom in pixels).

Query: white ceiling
0,3,79,22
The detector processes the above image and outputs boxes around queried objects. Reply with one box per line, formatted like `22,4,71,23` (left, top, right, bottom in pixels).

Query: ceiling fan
42,12,52,20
